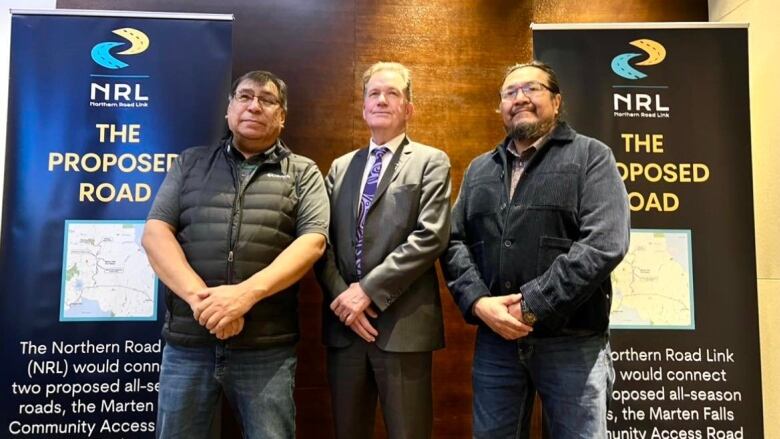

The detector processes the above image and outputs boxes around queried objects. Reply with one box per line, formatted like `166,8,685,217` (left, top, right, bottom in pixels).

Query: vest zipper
227,164,241,284
226,160,264,284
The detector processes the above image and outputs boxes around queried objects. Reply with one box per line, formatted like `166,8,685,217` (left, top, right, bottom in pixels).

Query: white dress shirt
358,132,406,196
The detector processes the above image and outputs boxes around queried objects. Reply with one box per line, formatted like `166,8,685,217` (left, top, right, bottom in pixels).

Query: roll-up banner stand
533,23,761,439
1,10,232,437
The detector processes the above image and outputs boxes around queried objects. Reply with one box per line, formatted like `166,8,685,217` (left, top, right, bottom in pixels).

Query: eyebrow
503,81,534,89
236,88,277,96
368,86,402,93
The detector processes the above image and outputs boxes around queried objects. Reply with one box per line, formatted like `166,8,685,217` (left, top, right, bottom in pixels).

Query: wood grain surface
58,1,708,437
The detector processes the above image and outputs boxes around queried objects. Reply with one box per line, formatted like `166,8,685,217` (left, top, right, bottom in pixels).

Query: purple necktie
355,147,389,278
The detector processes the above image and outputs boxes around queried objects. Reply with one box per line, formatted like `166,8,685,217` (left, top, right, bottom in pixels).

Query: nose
376,92,389,105
246,96,263,111
511,90,531,104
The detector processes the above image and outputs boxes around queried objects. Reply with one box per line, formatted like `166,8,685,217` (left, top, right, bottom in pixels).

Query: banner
1,10,231,437
533,24,761,438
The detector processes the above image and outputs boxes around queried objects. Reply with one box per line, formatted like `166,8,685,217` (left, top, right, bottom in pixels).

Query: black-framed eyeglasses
500,81,553,101
232,91,281,108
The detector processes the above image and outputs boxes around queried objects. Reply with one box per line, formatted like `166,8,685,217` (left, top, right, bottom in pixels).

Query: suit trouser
327,340,433,439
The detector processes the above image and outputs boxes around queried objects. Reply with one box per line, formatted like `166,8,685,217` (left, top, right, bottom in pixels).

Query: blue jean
156,343,297,439
472,328,614,439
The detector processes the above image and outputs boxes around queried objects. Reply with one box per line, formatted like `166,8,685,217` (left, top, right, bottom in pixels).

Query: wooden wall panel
57,1,708,437
352,2,535,437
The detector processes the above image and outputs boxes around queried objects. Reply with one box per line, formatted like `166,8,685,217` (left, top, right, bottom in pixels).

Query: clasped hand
474,294,533,340
330,282,379,343
192,285,254,340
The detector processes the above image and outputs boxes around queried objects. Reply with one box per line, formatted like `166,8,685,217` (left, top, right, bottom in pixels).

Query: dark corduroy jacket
443,122,630,336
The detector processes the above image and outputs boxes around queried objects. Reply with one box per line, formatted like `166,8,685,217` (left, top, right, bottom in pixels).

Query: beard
505,117,556,142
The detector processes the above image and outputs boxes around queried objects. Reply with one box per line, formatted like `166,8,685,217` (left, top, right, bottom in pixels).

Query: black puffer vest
163,139,302,348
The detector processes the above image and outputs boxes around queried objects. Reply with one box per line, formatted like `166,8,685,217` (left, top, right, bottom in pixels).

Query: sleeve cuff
360,275,399,312
458,287,490,325
520,278,564,330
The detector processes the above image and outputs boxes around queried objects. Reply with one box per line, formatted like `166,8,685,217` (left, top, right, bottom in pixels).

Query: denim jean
156,342,297,439
472,328,614,439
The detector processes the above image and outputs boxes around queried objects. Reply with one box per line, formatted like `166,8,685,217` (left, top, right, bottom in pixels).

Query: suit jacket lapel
369,137,411,213
342,148,369,223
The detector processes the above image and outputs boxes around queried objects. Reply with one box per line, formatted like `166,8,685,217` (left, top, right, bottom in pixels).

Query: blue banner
1,12,231,437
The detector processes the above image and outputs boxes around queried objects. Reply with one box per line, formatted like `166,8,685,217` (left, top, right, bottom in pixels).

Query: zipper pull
228,251,234,262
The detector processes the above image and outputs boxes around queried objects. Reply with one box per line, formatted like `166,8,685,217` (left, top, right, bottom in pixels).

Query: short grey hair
362,61,412,102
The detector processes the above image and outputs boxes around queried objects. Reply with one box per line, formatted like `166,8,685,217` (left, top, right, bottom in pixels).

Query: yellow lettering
621,133,664,153
617,162,710,184
48,153,64,171
79,183,151,203
627,192,679,212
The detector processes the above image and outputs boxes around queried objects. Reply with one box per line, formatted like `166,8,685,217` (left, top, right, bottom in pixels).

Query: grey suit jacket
316,137,451,352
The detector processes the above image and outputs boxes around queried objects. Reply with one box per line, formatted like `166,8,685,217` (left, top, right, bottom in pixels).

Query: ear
279,109,286,127
552,94,562,115
404,101,415,121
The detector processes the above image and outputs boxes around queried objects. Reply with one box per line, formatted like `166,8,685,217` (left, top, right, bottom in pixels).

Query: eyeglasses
500,81,553,101
232,91,281,109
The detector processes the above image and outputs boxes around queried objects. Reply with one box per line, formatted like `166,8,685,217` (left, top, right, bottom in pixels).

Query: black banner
533,25,761,439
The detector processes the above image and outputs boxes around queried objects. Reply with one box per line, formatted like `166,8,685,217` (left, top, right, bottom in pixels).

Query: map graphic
610,229,694,329
60,220,157,321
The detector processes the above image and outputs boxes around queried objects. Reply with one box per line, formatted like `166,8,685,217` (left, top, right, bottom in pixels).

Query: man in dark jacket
143,70,328,438
443,61,630,439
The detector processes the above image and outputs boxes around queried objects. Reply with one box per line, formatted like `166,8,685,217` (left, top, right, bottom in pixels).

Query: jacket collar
224,137,292,165
492,121,576,162
348,136,411,218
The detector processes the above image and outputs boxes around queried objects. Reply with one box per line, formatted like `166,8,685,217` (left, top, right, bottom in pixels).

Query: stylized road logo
91,28,149,69
611,39,666,80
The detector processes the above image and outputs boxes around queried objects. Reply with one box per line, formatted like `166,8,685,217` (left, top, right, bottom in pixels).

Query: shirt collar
507,129,552,161
369,132,406,155
497,121,576,157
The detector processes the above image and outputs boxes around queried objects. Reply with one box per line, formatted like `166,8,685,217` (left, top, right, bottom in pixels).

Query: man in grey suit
316,61,451,439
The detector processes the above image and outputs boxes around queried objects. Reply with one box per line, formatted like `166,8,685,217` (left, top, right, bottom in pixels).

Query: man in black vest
143,70,328,439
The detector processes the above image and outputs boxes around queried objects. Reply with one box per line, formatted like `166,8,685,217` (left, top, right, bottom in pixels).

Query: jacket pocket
387,184,419,228
524,167,578,210
536,236,573,275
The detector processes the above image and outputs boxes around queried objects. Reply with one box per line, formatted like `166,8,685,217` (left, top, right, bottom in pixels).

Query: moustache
510,105,536,117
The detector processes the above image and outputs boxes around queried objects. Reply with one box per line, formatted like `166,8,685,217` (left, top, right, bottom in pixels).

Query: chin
512,113,537,123
239,129,269,138
507,119,554,141
368,122,393,130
